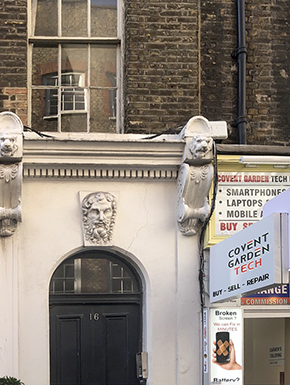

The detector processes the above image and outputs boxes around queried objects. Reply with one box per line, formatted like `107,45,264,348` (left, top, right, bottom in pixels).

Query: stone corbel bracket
177,116,214,236
0,112,23,236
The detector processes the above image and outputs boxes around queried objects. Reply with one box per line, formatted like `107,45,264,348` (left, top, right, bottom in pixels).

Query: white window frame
27,0,124,133
43,72,87,118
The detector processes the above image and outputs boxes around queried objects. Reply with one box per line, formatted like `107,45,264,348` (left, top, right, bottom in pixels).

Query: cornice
23,136,184,180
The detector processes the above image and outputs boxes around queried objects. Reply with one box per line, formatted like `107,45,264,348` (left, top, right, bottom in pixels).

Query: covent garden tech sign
210,212,289,303
215,171,290,236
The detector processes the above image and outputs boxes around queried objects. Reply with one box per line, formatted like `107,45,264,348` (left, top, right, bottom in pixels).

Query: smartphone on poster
216,332,230,363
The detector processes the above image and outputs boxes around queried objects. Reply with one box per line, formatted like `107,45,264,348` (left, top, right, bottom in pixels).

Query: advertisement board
210,213,288,303
209,308,243,385
241,284,289,306
204,155,290,246
215,171,290,237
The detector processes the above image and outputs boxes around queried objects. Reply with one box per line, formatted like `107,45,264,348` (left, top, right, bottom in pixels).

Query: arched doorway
49,249,143,385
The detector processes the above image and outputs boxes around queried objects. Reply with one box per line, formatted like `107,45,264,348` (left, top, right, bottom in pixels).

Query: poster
269,346,284,366
210,308,243,385
215,171,290,236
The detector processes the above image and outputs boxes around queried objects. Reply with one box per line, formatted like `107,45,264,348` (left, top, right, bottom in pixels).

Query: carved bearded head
82,192,117,245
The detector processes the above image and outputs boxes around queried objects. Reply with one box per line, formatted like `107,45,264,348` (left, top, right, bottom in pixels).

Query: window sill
43,111,88,120
43,115,57,120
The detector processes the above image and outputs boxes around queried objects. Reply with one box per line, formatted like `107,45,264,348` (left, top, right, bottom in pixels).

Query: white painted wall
14,177,201,385
0,237,18,376
0,116,228,385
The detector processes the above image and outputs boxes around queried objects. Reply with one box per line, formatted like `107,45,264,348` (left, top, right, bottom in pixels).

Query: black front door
50,302,141,385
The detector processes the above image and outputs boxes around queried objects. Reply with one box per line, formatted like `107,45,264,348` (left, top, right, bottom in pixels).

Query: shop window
29,0,120,133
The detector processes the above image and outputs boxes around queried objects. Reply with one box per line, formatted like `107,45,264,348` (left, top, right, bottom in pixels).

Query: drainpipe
233,0,247,144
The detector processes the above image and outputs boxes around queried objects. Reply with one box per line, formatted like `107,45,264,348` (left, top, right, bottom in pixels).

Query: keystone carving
177,116,214,236
0,112,23,237
81,192,117,245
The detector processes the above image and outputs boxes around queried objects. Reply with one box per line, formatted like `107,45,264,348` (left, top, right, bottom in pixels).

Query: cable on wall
198,141,218,309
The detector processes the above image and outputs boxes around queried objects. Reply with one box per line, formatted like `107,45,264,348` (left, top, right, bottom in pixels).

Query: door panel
50,303,140,385
57,315,82,384
105,314,129,385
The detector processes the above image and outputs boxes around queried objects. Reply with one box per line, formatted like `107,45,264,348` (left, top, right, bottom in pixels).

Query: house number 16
89,313,100,321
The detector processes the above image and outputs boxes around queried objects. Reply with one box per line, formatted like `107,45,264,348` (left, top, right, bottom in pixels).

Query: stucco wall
15,176,201,384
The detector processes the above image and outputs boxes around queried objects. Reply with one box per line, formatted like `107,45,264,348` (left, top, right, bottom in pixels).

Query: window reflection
62,0,87,37
43,72,86,116
33,0,117,38
30,0,119,132
33,0,58,36
31,44,117,132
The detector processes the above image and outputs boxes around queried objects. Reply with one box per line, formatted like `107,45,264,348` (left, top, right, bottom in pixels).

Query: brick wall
200,0,237,138
0,0,27,122
0,0,289,144
244,0,290,145
200,0,290,145
2,87,27,125
125,0,199,134
125,0,290,143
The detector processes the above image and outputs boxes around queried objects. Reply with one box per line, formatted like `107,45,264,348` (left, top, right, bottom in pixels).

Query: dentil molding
23,136,184,180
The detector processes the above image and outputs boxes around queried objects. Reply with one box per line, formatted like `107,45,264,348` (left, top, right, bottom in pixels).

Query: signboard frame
210,212,288,303
205,155,290,247
209,308,243,385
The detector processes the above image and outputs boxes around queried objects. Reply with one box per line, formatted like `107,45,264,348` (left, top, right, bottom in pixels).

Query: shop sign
215,171,290,236
263,188,290,270
209,308,243,384
241,284,289,305
210,213,288,303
